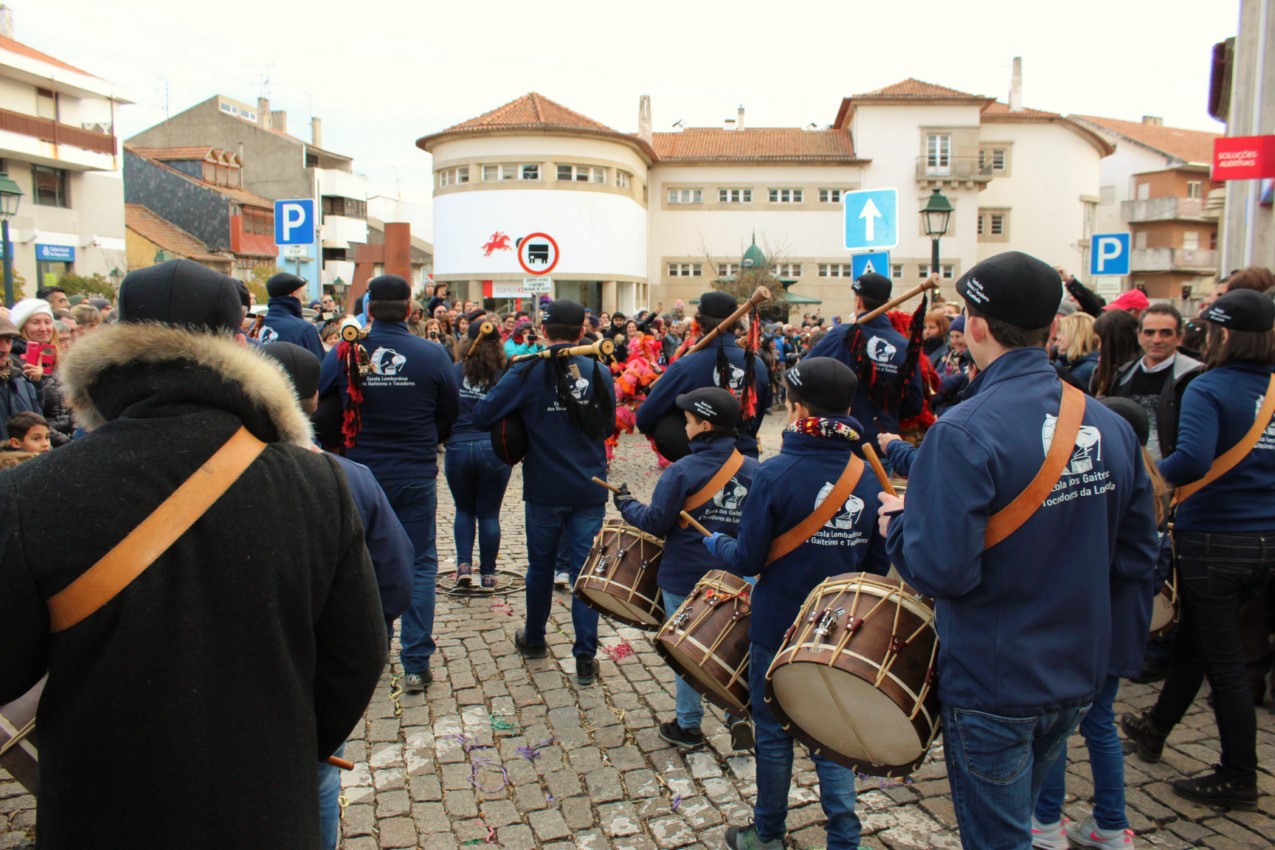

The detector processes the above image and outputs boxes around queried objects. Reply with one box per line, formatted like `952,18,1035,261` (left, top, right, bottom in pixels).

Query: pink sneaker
1031,816,1070,850
1067,816,1135,848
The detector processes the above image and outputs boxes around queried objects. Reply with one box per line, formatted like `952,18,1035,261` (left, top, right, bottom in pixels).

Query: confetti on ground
516,738,557,761
488,714,517,732
602,640,634,661
470,756,510,793
491,599,515,616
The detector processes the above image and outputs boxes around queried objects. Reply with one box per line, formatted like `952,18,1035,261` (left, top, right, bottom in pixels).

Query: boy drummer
613,387,760,750
706,357,887,850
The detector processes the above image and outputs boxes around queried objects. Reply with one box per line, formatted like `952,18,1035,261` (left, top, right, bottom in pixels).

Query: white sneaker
1067,816,1135,848
1031,816,1069,850
554,570,570,589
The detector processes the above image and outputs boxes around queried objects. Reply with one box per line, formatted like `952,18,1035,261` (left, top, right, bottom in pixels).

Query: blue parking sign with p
1090,233,1131,276
274,199,315,246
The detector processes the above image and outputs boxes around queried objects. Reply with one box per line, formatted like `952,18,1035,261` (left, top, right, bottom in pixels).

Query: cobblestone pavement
2,416,1272,849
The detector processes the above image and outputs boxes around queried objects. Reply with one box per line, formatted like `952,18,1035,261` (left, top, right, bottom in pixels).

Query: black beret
543,299,585,326
260,341,321,400
698,291,738,320
1100,397,1150,448
852,272,892,301
266,272,307,298
1203,289,1275,332
367,275,412,301
467,318,496,340
956,251,1062,329
675,387,740,431
784,357,858,413
118,260,242,334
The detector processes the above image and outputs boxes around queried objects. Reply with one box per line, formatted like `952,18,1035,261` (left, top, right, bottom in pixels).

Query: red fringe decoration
337,339,365,448
670,320,701,363
738,305,761,420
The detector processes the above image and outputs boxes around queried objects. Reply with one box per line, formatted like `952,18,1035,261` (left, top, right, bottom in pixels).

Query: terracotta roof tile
1071,115,1220,164
0,33,96,78
981,101,1061,118
650,128,859,162
125,204,224,261
856,78,987,100
441,92,618,135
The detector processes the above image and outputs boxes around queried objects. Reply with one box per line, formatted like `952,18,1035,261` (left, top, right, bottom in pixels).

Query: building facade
418,75,1111,319
0,14,129,298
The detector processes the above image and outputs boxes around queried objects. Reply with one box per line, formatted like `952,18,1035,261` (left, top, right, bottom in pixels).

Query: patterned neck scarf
786,416,860,443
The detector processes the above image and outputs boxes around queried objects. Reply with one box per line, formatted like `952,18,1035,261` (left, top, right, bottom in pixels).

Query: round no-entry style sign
517,232,559,275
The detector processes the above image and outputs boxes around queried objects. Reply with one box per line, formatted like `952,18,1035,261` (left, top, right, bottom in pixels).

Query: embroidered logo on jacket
814,484,865,530
713,364,746,392
258,326,279,345
712,478,749,511
370,347,408,376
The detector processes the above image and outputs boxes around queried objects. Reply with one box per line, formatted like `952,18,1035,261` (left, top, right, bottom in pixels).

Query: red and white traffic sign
517,232,559,275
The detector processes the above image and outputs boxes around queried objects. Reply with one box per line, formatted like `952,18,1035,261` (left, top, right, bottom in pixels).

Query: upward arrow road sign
844,188,899,252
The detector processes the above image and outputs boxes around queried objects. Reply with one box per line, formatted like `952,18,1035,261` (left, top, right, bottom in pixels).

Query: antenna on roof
672,119,684,128
257,63,275,99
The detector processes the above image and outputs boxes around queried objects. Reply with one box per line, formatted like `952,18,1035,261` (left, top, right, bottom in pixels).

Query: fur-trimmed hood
61,322,313,447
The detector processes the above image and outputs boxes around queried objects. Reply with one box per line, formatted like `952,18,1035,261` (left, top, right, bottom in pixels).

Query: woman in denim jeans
445,322,512,591
1121,287,1275,810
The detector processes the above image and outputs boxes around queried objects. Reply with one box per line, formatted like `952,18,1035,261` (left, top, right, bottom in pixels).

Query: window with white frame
891,264,904,279
1186,180,1203,199
718,188,752,203
667,188,703,204
616,170,632,189
771,263,801,278
941,264,954,279
978,147,1008,173
818,189,843,203
918,265,930,278
768,188,803,203
482,163,536,182
668,262,702,277
557,164,606,183
818,263,853,278
716,263,739,278
521,164,540,181
990,213,1006,236
926,133,952,174
978,210,1008,238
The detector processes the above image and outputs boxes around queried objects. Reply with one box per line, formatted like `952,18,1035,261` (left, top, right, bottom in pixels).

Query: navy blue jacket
472,349,614,507
619,434,760,595
318,322,459,482
449,361,505,445
884,439,918,478
1158,363,1275,532
1,358,41,429
806,315,924,447
715,419,889,651
262,297,325,360
331,453,413,624
1108,533,1171,678
636,336,771,457
886,347,1159,715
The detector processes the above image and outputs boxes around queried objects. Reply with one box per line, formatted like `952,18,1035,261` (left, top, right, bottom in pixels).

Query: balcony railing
1130,247,1218,272
1121,197,1206,223
0,107,116,155
915,156,994,182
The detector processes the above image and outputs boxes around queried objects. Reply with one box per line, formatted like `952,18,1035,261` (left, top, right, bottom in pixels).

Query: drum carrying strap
984,383,1086,550
1173,373,1275,507
46,427,266,633
678,449,745,527
765,454,864,565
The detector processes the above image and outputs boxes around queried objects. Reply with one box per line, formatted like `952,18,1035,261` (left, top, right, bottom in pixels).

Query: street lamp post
0,172,24,308
920,188,954,279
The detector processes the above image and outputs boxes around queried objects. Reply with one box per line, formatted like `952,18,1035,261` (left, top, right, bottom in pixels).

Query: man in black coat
0,260,387,850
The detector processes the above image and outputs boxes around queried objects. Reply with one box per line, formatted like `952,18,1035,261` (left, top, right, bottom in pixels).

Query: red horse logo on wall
481,231,513,256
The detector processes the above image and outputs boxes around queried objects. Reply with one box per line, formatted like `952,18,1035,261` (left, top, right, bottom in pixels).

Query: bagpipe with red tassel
842,277,940,422
336,323,370,448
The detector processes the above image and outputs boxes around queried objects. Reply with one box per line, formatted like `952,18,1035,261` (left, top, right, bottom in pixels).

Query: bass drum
490,413,527,465
0,677,44,795
574,520,665,629
1149,571,1178,637
655,571,752,717
652,411,690,462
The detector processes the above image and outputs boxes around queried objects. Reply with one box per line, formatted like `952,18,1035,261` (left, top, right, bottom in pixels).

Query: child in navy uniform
706,356,888,850
613,387,760,751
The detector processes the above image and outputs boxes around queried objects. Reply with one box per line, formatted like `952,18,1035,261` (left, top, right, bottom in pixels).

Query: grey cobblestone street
2,418,1272,848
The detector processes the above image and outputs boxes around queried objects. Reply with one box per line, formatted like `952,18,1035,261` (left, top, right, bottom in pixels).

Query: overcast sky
23,0,1238,205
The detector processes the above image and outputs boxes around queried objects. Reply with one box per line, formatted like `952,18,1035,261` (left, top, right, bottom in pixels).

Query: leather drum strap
1174,372,1275,506
47,427,266,633
678,450,745,527
766,454,865,565
984,383,1086,550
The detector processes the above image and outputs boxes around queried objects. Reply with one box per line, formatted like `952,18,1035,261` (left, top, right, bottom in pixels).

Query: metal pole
930,236,940,278
2,218,13,307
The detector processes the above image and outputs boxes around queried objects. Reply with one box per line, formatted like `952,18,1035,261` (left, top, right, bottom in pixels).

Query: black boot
1172,766,1258,809
1120,711,1168,763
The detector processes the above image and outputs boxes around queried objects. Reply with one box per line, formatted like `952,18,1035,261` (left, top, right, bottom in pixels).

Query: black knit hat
675,387,740,430
852,272,892,301
956,251,1062,329
118,260,242,334
261,341,321,400
784,356,857,413
266,272,307,298
543,299,585,326
368,275,412,301
1100,397,1150,447
235,281,252,309
698,291,737,319
1202,289,1275,332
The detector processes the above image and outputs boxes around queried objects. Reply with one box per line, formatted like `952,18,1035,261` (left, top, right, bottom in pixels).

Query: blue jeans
1035,676,1126,829
524,502,605,658
1150,530,1275,781
943,702,1087,850
750,643,861,849
382,477,438,674
663,590,704,729
444,441,512,573
317,742,344,850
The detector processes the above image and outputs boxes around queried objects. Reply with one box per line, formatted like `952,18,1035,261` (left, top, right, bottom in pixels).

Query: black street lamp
0,172,23,308
920,188,953,278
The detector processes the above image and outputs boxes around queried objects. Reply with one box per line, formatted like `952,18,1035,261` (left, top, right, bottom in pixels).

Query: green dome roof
741,235,766,269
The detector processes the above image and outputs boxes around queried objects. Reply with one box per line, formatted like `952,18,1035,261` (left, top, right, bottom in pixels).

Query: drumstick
326,756,355,770
679,511,713,538
861,444,897,497
592,476,623,494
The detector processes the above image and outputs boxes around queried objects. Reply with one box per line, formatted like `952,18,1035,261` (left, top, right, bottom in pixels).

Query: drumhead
576,581,663,629
770,659,924,769
1149,592,1175,633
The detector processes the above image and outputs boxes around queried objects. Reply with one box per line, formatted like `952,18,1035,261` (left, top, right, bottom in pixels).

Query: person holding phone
10,298,74,447
0,316,41,428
